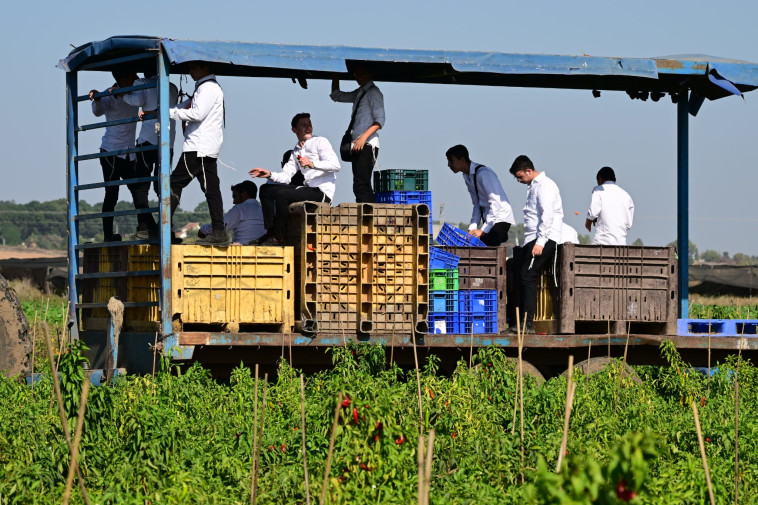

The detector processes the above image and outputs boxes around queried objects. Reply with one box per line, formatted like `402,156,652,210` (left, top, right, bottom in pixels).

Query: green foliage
689,303,758,319
0,345,755,504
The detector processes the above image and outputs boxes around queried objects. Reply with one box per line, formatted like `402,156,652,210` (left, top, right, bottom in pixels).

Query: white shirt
91,88,138,160
268,136,341,200
587,181,635,245
169,75,223,158
523,172,564,247
561,223,579,244
122,76,179,147
330,81,385,148
199,198,265,244
464,162,515,233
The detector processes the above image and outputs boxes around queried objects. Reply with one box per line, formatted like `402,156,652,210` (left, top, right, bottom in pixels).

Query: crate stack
429,223,505,334
287,202,430,335
428,248,461,334
374,169,431,211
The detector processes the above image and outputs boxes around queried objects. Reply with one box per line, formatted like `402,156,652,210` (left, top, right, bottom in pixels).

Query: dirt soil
0,246,66,261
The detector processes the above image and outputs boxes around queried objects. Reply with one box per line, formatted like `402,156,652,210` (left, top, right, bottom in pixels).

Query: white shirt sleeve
268,156,299,185
536,183,556,247
170,85,216,122
587,187,602,221
330,88,359,103
367,87,385,128
479,169,507,234
122,88,147,108
92,95,117,117
311,138,341,173
627,196,635,229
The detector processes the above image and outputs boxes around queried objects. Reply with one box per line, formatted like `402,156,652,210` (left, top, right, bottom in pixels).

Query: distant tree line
0,199,211,249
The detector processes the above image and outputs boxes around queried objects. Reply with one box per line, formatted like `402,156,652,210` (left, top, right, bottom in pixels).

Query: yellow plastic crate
172,245,294,331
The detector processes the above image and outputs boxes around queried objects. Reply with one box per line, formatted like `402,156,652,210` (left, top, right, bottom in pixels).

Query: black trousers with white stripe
169,151,224,231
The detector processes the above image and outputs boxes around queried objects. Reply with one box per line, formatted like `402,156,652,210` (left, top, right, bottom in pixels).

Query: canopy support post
677,90,689,319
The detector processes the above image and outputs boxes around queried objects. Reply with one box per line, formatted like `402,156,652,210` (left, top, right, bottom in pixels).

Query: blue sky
3,0,757,254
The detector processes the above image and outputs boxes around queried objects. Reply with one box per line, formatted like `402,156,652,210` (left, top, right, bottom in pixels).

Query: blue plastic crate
435,223,486,247
430,247,460,269
430,290,459,313
459,290,498,314
375,191,432,208
428,311,460,334
460,313,498,334
374,170,429,192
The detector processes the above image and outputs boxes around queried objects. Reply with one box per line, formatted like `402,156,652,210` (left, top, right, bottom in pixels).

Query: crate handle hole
570,262,574,271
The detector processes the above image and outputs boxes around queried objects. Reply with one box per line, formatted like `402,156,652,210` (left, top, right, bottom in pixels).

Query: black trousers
481,222,511,247
170,151,224,231
260,184,330,239
99,152,145,237
133,143,158,232
519,238,557,325
137,142,174,199
351,146,378,203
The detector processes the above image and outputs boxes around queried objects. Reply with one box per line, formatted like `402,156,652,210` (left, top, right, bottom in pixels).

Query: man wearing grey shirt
331,65,385,203
508,155,564,333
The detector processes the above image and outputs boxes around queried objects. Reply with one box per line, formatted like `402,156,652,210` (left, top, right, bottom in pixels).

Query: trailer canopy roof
59,36,758,101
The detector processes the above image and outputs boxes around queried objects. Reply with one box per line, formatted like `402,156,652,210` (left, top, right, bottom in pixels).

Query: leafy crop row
0,341,756,504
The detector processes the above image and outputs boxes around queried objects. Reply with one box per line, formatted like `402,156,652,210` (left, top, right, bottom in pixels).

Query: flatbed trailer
58,37,758,379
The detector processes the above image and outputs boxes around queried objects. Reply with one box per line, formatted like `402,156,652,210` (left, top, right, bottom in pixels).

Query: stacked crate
288,202,430,335
433,226,506,334
428,248,460,334
373,170,431,227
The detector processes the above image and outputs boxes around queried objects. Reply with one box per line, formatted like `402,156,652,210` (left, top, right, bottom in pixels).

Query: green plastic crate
374,169,429,192
430,269,459,290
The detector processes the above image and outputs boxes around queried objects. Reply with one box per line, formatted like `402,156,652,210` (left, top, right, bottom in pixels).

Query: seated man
249,113,340,245
197,181,265,245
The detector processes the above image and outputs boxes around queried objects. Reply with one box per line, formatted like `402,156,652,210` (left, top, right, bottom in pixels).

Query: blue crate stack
428,248,460,334
427,241,499,335
435,223,486,247
374,169,432,239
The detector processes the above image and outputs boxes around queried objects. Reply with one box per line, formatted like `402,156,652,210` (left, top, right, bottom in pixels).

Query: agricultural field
1,288,756,504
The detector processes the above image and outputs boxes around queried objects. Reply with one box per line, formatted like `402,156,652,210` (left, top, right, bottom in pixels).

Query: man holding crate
445,144,515,246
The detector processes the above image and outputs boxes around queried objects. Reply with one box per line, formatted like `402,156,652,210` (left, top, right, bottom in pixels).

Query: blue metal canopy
59,36,758,100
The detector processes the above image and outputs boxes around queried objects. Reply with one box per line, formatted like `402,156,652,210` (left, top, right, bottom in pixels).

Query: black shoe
104,234,122,243
250,231,272,245
171,235,183,245
196,229,230,247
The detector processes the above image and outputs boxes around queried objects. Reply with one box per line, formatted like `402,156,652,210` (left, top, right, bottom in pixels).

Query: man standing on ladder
89,69,143,243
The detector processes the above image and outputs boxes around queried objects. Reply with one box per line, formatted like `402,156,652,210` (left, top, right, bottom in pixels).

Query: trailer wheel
0,274,31,379
563,356,641,384
505,357,545,386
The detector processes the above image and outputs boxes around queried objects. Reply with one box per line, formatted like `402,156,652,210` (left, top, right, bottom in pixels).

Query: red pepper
701,396,706,407
616,480,637,501
373,435,380,442
395,435,405,445
341,398,351,408
451,432,457,439
352,407,359,424
375,421,383,431
706,437,711,442
281,443,286,453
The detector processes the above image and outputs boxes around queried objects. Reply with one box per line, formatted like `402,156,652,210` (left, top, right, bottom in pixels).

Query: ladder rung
77,270,160,280
75,144,158,162
77,301,159,309
76,81,157,102
74,207,159,221
78,114,156,132
75,238,160,249
76,176,159,191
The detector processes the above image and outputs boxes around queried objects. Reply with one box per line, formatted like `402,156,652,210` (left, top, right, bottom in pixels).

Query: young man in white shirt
331,65,385,203
585,166,635,245
166,61,226,246
124,68,179,239
445,144,515,246
197,181,265,245
509,155,564,333
249,113,340,245
89,69,142,243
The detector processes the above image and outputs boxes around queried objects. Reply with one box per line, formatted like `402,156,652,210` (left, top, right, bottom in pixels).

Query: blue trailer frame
59,37,758,372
